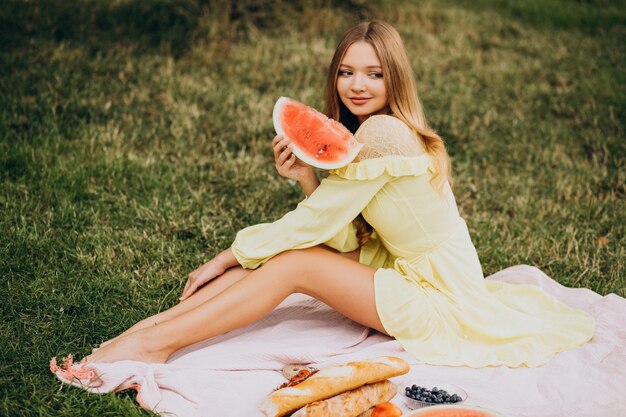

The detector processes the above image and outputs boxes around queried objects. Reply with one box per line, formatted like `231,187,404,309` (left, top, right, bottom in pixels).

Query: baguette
261,356,409,417
357,408,374,417
291,380,396,417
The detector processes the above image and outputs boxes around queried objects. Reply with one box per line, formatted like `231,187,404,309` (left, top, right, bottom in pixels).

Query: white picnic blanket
51,265,626,417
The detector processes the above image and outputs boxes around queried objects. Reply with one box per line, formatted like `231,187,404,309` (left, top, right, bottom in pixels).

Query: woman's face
336,41,389,124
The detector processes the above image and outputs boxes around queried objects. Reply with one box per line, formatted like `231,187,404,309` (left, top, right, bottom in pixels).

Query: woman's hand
273,135,320,196
180,248,240,301
180,258,226,301
272,135,315,182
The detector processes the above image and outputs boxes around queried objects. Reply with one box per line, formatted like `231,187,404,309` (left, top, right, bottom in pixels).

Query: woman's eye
338,70,382,78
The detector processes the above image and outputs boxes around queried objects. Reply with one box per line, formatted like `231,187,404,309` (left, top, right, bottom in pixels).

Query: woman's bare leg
98,246,359,348
85,247,382,363
97,266,251,348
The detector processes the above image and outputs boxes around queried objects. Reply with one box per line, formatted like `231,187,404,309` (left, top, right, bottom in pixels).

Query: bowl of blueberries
399,381,467,409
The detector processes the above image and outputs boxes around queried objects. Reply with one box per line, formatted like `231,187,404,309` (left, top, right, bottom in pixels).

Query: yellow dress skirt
231,152,594,368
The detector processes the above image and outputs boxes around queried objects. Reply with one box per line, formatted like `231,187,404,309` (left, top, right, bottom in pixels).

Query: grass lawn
1,0,624,415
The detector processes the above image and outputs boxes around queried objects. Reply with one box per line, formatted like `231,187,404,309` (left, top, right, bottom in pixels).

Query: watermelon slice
408,404,506,417
272,97,363,170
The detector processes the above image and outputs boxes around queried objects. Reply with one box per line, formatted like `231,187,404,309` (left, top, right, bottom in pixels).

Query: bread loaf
356,407,374,417
261,356,409,417
291,380,396,417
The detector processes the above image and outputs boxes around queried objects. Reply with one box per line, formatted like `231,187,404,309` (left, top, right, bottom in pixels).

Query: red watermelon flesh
408,405,506,417
273,97,362,170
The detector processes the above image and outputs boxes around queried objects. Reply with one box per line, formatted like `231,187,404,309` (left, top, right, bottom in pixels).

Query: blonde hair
323,20,451,191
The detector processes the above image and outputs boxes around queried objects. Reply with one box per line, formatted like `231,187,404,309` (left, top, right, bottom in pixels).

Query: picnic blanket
51,265,626,417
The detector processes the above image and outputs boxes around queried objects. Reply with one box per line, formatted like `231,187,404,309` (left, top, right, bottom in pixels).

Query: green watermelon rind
272,96,363,170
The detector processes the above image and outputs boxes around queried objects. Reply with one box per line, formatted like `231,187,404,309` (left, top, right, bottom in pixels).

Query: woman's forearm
216,247,240,269
299,171,320,197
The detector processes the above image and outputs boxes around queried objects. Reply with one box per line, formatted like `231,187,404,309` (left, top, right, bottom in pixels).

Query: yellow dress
231,115,594,368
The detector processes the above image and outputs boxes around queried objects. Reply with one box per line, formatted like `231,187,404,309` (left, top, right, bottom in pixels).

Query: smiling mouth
350,97,371,105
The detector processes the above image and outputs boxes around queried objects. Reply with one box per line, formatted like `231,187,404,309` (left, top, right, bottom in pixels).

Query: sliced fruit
408,404,507,417
273,96,362,170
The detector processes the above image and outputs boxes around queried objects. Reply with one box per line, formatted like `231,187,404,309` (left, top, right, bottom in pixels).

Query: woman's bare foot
85,330,170,364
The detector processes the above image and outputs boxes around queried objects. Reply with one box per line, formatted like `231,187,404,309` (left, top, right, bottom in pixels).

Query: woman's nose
350,73,366,92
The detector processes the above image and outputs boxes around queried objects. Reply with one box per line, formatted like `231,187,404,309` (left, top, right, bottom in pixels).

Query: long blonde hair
323,20,451,191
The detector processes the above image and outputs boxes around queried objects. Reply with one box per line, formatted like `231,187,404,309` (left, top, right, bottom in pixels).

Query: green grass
1,0,624,415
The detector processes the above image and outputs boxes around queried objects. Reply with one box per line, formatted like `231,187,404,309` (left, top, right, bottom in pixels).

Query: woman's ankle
135,326,175,361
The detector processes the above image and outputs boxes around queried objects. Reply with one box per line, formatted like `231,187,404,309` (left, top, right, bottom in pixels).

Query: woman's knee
263,247,332,287
270,247,327,264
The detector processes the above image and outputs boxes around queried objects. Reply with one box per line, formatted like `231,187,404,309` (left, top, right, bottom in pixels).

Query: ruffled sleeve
329,154,435,180
231,173,390,269
329,114,435,180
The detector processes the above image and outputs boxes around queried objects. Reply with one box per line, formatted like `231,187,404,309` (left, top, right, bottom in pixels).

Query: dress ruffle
330,155,435,180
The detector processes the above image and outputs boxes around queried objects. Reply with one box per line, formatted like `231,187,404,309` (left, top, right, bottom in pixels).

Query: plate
399,380,468,410
407,404,507,417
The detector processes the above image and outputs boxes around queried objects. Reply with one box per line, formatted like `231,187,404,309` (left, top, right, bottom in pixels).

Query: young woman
86,21,593,367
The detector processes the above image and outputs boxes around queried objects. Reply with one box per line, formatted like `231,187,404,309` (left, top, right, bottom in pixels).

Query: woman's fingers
273,136,307,180
181,285,194,301
273,137,290,159
181,286,194,301
180,274,196,301
284,153,296,168
272,136,286,158
181,269,209,301
276,146,292,167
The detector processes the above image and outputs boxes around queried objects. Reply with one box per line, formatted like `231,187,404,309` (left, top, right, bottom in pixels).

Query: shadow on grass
0,0,201,55
444,0,626,34
0,0,376,56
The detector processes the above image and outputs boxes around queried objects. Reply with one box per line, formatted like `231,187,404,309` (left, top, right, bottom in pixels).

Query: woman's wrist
298,170,320,197
215,248,239,270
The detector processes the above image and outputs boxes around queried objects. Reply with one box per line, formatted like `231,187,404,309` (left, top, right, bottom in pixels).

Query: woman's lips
350,97,371,105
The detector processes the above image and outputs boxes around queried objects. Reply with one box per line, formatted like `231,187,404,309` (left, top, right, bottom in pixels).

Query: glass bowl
399,380,468,410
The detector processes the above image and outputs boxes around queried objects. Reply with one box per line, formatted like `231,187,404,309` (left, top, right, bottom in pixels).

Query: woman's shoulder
356,114,413,135
353,114,425,160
